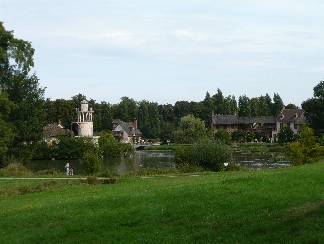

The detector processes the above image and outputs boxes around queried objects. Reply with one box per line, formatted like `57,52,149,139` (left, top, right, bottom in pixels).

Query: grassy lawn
0,163,323,243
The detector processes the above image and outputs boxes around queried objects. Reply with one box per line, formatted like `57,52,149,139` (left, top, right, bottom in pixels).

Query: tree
0,22,46,160
115,96,137,123
212,88,225,115
302,80,324,136
94,101,113,132
202,92,213,128
289,125,324,165
277,126,294,144
272,93,284,116
174,101,193,122
172,114,207,144
238,95,251,117
0,92,15,164
285,103,299,109
98,132,121,157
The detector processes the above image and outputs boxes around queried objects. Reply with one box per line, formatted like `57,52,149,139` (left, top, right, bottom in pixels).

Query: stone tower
75,100,94,137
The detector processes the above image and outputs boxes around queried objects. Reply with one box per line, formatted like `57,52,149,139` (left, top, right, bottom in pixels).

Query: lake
27,150,290,175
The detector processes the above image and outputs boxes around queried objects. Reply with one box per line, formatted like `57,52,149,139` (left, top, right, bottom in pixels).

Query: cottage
112,118,142,144
43,122,72,144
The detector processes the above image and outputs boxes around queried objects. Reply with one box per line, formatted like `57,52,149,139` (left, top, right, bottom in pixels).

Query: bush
98,132,121,157
174,145,192,166
174,140,232,172
289,125,324,165
190,140,232,171
120,143,135,157
215,130,231,144
80,151,101,175
0,163,32,177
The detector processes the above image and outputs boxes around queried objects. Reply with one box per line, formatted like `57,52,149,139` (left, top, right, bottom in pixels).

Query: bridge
133,143,152,150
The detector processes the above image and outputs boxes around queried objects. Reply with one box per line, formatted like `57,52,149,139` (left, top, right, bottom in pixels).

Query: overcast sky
2,0,324,106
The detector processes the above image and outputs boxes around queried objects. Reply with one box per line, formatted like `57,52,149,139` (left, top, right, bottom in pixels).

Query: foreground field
1,163,323,244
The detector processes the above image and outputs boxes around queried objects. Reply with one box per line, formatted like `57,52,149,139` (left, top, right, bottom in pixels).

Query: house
211,109,306,142
43,122,72,144
272,109,305,141
112,118,142,144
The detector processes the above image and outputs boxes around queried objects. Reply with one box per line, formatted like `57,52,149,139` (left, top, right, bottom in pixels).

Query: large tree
172,114,207,144
302,80,324,136
0,22,45,161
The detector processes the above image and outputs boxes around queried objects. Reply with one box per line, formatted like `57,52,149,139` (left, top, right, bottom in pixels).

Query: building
112,118,142,144
211,109,305,142
272,109,305,141
43,122,72,144
72,100,94,137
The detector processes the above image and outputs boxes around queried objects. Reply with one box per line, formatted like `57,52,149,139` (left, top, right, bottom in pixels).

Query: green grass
1,163,324,243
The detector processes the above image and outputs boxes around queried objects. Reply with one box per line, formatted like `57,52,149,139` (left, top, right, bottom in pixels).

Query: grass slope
1,163,324,244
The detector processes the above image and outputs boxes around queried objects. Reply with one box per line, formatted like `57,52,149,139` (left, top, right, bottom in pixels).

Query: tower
75,100,94,137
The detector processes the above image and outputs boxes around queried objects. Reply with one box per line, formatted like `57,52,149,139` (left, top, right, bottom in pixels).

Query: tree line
43,90,285,141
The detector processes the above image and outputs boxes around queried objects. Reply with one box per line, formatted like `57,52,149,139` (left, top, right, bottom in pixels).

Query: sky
1,0,324,106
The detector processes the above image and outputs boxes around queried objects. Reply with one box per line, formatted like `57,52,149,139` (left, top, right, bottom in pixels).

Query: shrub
80,151,101,175
214,130,231,144
289,125,324,165
174,145,192,166
174,140,232,172
98,132,121,157
120,143,135,157
190,140,232,171
0,163,32,177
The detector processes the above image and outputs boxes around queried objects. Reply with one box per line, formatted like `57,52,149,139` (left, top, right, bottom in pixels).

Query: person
65,163,70,175
69,163,74,175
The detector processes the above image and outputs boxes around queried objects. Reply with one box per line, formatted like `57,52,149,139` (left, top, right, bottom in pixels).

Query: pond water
27,150,290,175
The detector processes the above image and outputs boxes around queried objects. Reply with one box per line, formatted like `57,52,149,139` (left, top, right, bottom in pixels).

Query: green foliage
98,132,121,157
33,137,98,160
0,22,45,161
80,150,101,175
302,80,324,136
0,163,32,177
174,145,192,165
120,143,135,157
175,140,232,172
277,126,295,144
231,130,246,142
190,139,232,171
289,125,324,165
0,93,15,163
214,130,231,144
172,114,207,144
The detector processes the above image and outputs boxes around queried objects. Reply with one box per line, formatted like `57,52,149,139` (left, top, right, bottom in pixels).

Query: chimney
134,118,138,130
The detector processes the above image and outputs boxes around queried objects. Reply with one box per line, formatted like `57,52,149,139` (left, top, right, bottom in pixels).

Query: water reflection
233,152,290,170
27,150,290,175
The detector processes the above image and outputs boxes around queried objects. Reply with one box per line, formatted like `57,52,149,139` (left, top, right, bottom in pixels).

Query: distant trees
302,80,324,136
238,93,283,118
42,89,286,143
